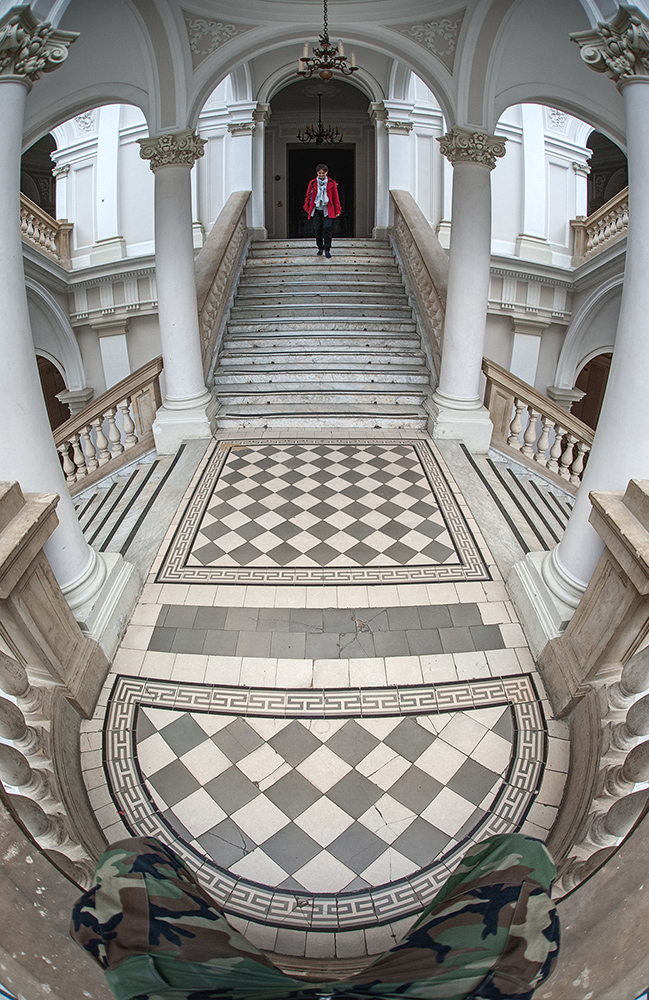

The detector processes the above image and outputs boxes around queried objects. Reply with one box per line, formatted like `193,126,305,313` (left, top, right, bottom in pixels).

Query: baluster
118,398,138,449
0,650,46,718
9,794,76,852
105,406,124,457
57,440,78,483
533,415,552,466
25,213,35,242
80,424,98,472
607,647,649,712
91,416,111,465
521,407,540,459
0,743,60,810
569,440,590,485
558,432,577,480
547,424,566,474
557,848,612,894
604,739,649,798
507,399,525,449
608,690,649,751
0,695,50,764
584,788,649,849
20,212,29,236
70,432,88,478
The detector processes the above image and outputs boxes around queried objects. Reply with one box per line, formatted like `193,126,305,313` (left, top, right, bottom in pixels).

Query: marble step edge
218,350,426,362
230,307,414,317
213,371,431,386
214,389,430,405
221,337,422,349
215,412,428,428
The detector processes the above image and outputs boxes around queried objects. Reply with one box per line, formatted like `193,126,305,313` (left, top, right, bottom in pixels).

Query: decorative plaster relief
546,108,568,131
0,7,78,83
138,129,206,170
182,12,252,69
571,6,649,87
74,111,95,133
227,121,256,136
385,120,414,134
395,10,465,73
438,126,506,169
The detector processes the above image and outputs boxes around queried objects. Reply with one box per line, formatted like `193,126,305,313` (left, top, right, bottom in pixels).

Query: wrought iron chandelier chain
297,91,343,145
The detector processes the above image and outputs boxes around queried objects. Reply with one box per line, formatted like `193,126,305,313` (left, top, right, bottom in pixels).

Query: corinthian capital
138,129,207,171
437,126,506,169
0,7,78,85
571,5,649,88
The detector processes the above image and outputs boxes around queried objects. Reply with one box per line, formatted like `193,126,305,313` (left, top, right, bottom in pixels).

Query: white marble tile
293,850,355,893
356,746,410,790
276,658,313,687
191,713,238,737
385,655,423,685
305,932,336,958
306,587,338,609
172,654,207,683
482,581,509,603
231,795,290,841
426,583,459,605
230,848,289,885
499,623,527,647
186,585,217,606
244,586,276,607
173,788,227,837
420,652,457,684
478,602,509,625
111,647,146,675
313,658,349,687
205,655,242,685
349,656,386,686
213,585,247,607
295,797,353,846
137,732,177,776
356,717,402,740
536,768,568,807
237,744,290,785
159,584,190,605
453,651,490,680
415,740,466,783
335,929,368,958
296,745,352,792
435,713,488,755
245,717,292,740
471,729,512,774
358,794,417,844
273,587,308,608
485,648,522,675
336,586,369,608
121,625,154,650
240,657,277,687
367,585,400,607
454,582,486,603
421,786,475,835
179,740,231,784
360,848,418,885
129,604,163,626
396,584,430,606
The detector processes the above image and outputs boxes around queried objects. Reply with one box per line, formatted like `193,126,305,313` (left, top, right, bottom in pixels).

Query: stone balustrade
482,357,594,491
389,189,448,376
53,355,163,494
196,190,251,379
20,192,72,268
571,185,628,265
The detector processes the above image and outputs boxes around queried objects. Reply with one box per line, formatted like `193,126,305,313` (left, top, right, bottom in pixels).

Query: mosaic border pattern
104,675,545,930
155,438,490,586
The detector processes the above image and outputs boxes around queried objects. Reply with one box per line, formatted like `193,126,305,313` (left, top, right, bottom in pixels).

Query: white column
370,103,389,237
427,127,506,452
386,120,414,193
138,129,212,454
90,104,126,262
52,163,70,219
436,154,453,248
251,104,270,240
515,104,552,263
510,8,649,651
0,9,137,650
227,120,254,194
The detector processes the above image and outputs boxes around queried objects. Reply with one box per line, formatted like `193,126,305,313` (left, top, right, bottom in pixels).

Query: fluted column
515,9,649,637
428,126,506,452
138,129,212,454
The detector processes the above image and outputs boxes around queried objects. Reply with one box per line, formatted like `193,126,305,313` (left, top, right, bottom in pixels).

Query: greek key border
103,675,545,930
155,438,490,585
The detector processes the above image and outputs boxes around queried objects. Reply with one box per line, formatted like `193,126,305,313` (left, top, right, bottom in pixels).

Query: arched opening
20,133,57,217
586,132,628,215
37,355,68,430
570,352,612,430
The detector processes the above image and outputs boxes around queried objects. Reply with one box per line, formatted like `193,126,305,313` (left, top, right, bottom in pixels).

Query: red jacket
304,177,342,219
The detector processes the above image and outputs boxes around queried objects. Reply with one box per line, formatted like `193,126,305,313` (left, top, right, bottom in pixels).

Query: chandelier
297,92,343,144
297,0,358,81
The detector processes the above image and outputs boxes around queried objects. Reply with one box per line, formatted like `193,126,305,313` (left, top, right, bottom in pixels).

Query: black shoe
325,249,331,258
316,248,324,256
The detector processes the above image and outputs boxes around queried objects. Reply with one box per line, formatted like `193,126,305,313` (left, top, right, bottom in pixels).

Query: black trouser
312,207,332,249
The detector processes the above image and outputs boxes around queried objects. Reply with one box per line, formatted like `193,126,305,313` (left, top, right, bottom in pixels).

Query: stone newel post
428,126,506,453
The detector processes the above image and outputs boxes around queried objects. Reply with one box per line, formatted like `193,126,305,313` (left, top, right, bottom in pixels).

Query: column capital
437,125,506,169
385,120,414,135
253,103,271,124
137,129,206,171
0,7,78,87
227,121,255,136
369,101,388,123
571,6,649,89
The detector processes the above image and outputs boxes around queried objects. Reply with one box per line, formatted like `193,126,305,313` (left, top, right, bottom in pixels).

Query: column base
152,393,213,455
425,396,493,453
515,233,553,264
373,226,390,240
248,226,267,241
507,550,577,660
89,236,127,263
64,550,140,662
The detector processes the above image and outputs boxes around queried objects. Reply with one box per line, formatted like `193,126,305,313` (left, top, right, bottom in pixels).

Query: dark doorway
21,134,57,217
288,146,355,239
586,133,627,215
571,352,612,430
37,355,68,430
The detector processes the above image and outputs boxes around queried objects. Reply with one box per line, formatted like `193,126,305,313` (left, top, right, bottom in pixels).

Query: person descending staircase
211,238,435,429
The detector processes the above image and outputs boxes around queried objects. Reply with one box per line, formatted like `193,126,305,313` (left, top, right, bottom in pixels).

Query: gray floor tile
469,625,506,650
390,817,450,867
454,807,487,841
211,719,264,762
149,626,176,652
160,715,209,756
327,822,386,873
136,710,156,743
493,707,514,742
271,632,307,658
323,610,356,633
339,633,376,658
325,720,380,767
171,628,207,655
417,605,453,629
388,765,443,812
258,609,292,631
162,605,198,628
197,817,257,867
269,720,322,766
384,719,436,761
362,609,390,631
162,808,193,845
236,631,272,657
449,603,482,626
203,766,261,814
289,609,323,633
439,627,475,653
203,630,239,656
148,759,200,806
261,823,322,874
326,772,383,819
194,606,228,630
225,608,260,631
447,758,500,805
386,607,422,631
406,629,443,656
342,875,371,891
373,631,410,657
305,633,341,659
264,770,321,819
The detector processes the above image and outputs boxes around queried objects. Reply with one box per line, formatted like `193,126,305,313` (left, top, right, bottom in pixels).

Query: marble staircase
212,238,435,428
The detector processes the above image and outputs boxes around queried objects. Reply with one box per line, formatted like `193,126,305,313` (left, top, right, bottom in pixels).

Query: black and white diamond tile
104,675,545,930
156,440,489,585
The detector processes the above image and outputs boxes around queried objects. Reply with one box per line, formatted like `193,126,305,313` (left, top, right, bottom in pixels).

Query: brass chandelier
297,0,358,81
297,92,343,145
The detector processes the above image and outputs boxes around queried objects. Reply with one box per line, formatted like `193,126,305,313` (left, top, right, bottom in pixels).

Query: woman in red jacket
303,163,342,257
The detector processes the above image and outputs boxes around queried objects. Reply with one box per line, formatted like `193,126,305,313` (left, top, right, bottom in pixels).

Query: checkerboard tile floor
137,706,512,893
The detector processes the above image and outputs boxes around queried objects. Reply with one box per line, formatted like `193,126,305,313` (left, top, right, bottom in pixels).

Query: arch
493,86,626,150
553,276,622,389
257,61,383,110
25,279,87,391
23,86,151,151
388,62,412,103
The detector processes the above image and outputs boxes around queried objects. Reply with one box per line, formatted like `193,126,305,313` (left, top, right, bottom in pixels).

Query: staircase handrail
571,185,628,265
195,189,251,378
389,189,448,374
20,192,72,269
482,357,594,490
53,355,163,494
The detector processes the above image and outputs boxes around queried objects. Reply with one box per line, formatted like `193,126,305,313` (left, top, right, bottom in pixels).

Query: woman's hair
316,163,328,172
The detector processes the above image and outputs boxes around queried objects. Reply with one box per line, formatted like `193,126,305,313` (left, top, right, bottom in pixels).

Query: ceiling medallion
297,92,343,144
297,0,358,81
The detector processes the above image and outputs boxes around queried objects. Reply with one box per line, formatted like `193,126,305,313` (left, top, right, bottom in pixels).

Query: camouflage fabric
70,834,559,1000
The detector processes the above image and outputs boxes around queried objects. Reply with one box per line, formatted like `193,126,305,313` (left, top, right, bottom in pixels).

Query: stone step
213,368,431,385
223,334,422,350
252,239,390,249
215,406,428,429
214,384,429,405
238,278,405,293
219,347,426,362
249,243,394,255
233,291,409,307
230,304,414,319
245,253,395,265
226,319,418,334
243,262,401,277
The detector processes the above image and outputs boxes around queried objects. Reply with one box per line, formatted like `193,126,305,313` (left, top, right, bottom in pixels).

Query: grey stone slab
493,707,514,743
258,609,292,631
162,808,193,846
439,627,475,653
384,541,418,564
224,608,260,631
325,720,380,767
417,605,452,629
261,823,322,874
342,875,371,891
162,605,198,628
305,633,341,659
147,760,200,806
271,632,307,658
338,633,376,658
406,629,443,656
326,772,383,819
194,606,228,630
149,626,176,652
136,709,156,743
264,770,321,820
203,766,261,815
373,631,410,657
469,625,506,650
448,758,500,805
362,609,390,631
266,541,303,566
211,719,264,762
289,609,323,633
455,807,487,842
197,817,258,867
268,720,321,766
386,607,422,631
236,631,272,657
449,603,482,626
171,628,207,655
202,630,239,656
383,719,435,762
269,520,303,542
323,609,356,633
327,822,386,874
390,817,450,867
388,765,443,813
159,715,209,756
